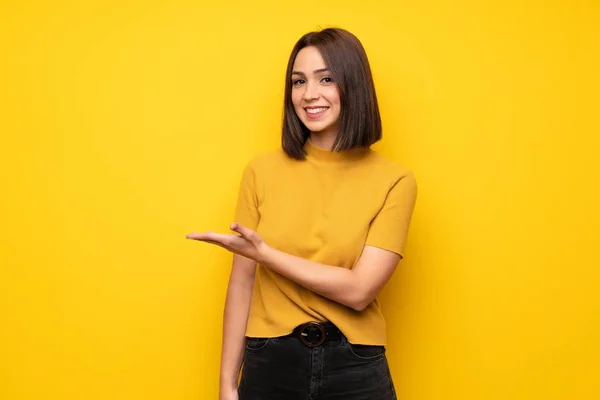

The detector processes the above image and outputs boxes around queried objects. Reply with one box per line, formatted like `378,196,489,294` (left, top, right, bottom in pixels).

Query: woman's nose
303,81,319,101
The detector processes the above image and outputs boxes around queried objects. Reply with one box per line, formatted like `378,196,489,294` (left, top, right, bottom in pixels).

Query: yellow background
1,1,598,399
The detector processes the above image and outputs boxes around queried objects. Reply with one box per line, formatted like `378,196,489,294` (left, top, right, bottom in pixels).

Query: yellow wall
1,1,598,399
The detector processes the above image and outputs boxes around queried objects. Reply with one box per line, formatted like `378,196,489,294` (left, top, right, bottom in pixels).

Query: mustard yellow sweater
234,139,417,345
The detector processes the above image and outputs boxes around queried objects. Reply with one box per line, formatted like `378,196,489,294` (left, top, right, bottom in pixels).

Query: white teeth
306,107,328,114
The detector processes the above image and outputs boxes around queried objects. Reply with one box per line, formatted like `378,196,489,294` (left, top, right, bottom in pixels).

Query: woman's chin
304,122,334,134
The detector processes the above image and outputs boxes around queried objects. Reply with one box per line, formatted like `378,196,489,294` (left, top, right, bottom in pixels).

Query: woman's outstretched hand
186,223,270,263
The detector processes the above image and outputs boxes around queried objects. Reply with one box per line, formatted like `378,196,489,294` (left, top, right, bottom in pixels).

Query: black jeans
238,332,397,399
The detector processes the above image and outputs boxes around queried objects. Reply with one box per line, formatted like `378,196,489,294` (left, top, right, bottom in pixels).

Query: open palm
186,223,268,263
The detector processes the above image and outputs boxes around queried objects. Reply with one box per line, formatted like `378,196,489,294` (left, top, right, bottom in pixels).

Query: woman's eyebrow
291,68,330,76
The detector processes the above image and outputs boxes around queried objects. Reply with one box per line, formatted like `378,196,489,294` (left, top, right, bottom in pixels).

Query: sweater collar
304,139,370,162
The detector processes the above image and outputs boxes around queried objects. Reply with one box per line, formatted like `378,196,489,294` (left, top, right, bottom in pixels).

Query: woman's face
291,46,341,138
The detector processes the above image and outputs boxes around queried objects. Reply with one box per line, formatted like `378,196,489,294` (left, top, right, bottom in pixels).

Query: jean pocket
245,337,271,352
347,344,386,360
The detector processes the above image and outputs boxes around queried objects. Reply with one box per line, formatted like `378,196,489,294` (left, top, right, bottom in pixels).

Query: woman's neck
309,131,337,150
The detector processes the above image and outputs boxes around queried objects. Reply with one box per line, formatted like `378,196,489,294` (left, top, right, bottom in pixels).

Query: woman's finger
230,223,255,241
186,232,216,241
186,231,228,243
187,231,250,250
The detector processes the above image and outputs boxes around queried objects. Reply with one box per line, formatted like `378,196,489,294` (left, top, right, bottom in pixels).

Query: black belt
290,321,342,347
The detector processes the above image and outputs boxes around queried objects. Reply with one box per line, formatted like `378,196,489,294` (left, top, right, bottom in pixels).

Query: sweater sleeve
364,172,417,258
233,161,261,231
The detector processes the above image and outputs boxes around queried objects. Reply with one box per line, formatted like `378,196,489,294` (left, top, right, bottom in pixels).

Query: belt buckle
299,321,326,347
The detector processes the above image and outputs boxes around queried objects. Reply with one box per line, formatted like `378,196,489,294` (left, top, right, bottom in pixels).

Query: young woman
187,27,417,400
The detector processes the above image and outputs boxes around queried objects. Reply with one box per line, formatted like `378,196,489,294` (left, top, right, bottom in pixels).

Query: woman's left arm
260,242,400,311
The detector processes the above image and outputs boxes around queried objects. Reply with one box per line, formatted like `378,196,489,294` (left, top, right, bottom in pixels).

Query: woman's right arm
219,254,257,399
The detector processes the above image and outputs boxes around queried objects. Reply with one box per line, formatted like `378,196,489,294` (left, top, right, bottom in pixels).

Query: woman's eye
321,76,333,83
292,79,305,86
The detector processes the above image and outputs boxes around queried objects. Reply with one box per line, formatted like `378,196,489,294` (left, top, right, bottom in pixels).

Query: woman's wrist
220,375,238,390
256,242,275,265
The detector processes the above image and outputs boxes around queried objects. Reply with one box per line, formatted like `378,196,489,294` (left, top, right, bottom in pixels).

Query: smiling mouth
305,107,329,119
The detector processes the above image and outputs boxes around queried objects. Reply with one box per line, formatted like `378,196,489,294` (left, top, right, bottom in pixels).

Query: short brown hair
282,28,382,160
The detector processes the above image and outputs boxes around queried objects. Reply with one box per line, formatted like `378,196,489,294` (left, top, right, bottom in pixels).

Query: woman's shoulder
365,149,415,181
242,147,290,172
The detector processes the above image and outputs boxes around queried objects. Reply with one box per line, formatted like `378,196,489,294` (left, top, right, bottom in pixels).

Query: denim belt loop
340,333,348,345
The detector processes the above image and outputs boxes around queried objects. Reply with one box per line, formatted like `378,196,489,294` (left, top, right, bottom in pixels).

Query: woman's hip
238,322,396,400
